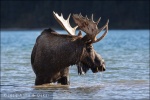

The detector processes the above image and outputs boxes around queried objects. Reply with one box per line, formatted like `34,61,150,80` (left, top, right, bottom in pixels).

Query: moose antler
53,11,78,35
72,13,109,43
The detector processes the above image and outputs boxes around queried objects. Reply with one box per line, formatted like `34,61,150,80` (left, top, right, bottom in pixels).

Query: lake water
1,29,149,99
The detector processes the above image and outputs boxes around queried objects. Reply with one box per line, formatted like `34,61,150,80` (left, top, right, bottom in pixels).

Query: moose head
53,11,109,75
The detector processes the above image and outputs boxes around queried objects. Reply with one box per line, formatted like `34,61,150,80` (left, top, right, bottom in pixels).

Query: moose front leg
57,76,69,85
35,76,51,85
57,67,70,85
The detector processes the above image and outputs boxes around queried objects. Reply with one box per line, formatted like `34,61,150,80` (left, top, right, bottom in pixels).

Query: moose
31,11,109,85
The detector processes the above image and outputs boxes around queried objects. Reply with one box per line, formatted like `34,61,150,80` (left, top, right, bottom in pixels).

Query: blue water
1,30,149,99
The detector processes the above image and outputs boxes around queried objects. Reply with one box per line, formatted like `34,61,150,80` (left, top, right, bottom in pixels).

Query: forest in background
1,0,149,29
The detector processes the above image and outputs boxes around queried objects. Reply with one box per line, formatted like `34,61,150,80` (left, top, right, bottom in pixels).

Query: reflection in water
1,30,149,99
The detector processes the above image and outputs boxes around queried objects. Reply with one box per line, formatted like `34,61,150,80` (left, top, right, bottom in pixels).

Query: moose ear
77,30,82,37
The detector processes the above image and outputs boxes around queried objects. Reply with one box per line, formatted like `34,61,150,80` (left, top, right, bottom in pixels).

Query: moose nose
103,67,106,71
103,63,106,71
98,65,105,71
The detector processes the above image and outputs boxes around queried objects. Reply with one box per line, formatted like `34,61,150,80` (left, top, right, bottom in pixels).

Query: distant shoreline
1,28,149,31
1,28,46,31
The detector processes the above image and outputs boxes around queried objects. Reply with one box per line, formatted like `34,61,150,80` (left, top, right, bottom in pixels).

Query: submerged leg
35,77,44,85
57,76,69,85
35,76,50,85
57,67,70,85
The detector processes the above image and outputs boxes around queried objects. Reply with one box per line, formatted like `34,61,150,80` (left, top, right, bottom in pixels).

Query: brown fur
31,28,105,85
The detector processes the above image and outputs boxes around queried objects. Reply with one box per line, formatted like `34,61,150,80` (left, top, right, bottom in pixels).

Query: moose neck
66,37,85,66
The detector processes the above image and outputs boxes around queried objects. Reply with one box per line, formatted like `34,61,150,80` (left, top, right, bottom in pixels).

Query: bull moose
31,11,109,85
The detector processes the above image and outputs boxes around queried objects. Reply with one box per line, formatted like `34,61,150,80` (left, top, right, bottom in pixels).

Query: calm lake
1,29,149,99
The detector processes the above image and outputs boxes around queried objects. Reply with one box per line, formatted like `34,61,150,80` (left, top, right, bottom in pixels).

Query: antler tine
53,11,78,35
96,17,101,25
91,14,93,21
67,13,71,21
79,13,81,16
98,19,109,33
85,15,88,20
93,19,109,43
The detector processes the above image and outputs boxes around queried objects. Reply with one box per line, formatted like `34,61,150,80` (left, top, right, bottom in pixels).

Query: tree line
1,0,149,29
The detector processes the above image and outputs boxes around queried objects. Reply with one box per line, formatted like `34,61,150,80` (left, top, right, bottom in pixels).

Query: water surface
1,30,149,99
